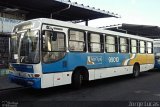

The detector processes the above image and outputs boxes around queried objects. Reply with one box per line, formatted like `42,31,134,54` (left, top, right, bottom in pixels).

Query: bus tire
72,70,83,89
132,64,140,78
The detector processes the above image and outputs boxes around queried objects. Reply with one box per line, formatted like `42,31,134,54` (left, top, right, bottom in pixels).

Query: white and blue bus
9,18,154,89
153,39,160,69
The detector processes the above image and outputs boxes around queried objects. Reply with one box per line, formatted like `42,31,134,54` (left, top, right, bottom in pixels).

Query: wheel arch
72,66,89,81
134,62,140,70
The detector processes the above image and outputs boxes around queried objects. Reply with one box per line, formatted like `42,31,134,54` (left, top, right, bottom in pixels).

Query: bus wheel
72,70,83,89
132,64,140,77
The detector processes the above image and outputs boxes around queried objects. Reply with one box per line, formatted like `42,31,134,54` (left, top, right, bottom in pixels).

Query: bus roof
17,18,153,42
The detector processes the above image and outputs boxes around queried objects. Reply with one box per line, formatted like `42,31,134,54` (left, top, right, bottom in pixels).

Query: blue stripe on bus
42,53,130,73
11,64,34,73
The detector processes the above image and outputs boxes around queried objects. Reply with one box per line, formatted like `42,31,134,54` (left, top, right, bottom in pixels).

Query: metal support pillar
85,20,88,26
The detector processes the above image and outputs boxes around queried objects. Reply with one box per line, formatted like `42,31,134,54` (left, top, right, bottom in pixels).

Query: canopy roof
106,24,160,39
0,0,119,21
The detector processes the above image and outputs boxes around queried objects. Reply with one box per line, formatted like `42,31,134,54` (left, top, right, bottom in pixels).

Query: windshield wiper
20,56,25,63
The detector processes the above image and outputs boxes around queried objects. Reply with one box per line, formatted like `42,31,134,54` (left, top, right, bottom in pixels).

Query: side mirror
51,32,57,41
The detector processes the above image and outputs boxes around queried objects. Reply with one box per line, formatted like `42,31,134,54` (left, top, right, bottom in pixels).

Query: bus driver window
42,30,66,63
43,31,52,51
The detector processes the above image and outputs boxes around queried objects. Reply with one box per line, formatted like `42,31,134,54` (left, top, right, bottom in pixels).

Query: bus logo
87,56,102,65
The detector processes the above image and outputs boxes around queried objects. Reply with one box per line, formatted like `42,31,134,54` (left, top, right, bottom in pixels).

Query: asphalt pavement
0,75,21,90
0,70,160,107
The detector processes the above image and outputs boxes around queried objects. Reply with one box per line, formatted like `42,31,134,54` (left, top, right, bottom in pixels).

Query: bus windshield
10,30,40,64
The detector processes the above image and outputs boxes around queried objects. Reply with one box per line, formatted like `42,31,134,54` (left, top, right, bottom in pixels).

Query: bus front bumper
8,74,41,89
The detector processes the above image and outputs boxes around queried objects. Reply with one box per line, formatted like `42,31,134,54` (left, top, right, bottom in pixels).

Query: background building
0,12,24,68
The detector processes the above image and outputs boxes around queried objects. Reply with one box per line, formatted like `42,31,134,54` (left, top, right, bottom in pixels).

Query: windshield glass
10,34,20,63
10,30,40,64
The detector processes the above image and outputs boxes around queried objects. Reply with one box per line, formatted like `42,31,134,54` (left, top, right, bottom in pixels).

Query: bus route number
108,57,119,63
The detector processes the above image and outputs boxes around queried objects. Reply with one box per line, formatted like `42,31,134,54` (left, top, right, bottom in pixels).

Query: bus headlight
9,65,16,72
27,73,41,78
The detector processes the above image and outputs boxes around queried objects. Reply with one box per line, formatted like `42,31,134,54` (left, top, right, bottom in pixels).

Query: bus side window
130,39,138,53
105,35,117,53
42,30,52,51
140,41,146,53
88,33,103,53
147,42,153,53
69,30,86,52
42,30,66,63
119,37,129,53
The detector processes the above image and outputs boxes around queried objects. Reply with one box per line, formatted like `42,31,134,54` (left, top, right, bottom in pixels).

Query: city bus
9,18,154,89
153,39,160,69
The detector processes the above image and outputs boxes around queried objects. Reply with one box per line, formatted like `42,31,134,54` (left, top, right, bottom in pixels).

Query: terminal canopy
0,0,119,21
107,24,160,39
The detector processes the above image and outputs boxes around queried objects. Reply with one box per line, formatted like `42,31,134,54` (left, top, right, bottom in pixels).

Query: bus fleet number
108,57,119,63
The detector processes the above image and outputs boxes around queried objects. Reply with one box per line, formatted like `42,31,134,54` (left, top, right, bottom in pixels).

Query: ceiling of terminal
0,0,119,21
107,24,160,39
